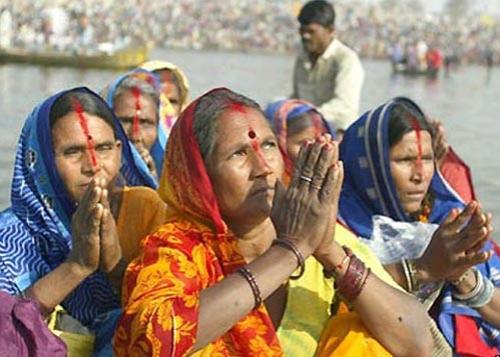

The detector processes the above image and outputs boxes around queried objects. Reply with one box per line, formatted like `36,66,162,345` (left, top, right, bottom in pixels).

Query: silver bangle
467,276,495,308
453,268,483,301
401,259,413,292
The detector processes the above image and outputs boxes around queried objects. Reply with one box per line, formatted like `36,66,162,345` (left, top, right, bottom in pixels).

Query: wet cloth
0,87,156,328
104,69,167,180
0,290,67,356
339,96,500,353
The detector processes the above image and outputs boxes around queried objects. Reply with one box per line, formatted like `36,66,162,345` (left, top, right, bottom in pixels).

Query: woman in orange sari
114,88,432,356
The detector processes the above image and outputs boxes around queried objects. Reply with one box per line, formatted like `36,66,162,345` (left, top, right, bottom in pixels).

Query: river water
0,47,499,230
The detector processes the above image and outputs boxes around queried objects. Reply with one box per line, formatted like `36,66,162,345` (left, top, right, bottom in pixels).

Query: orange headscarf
114,88,282,356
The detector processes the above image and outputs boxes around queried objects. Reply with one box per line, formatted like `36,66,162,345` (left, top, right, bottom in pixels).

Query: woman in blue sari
104,69,167,182
0,87,164,356
339,96,500,355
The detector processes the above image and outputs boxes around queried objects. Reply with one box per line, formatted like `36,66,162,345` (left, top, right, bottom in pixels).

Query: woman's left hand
311,140,345,266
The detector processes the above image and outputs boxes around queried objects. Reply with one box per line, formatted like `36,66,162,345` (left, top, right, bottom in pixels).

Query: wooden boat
392,63,439,78
0,43,152,70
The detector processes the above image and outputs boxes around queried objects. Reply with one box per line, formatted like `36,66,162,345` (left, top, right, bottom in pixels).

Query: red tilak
248,128,270,169
131,86,142,138
410,118,423,170
229,102,247,114
71,98,98,168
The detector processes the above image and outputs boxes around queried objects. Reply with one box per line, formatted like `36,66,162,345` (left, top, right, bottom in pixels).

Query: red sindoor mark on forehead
248,128,270,170
410,117,423,171
71,98,98,169
131,86,142,139
229,102,247,114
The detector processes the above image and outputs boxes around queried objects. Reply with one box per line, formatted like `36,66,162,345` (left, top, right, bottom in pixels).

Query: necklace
411,193,433,223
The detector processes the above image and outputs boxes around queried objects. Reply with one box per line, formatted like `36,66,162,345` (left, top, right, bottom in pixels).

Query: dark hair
50,91,117,138
388,103,434,147
298,0,335,28
193,89,264,161
287,112,320,137
112,75,160,114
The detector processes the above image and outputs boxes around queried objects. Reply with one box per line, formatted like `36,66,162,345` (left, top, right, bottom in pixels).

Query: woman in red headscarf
114,88,432,356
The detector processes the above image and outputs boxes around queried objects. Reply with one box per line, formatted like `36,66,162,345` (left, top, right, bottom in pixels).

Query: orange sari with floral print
113,88,282,356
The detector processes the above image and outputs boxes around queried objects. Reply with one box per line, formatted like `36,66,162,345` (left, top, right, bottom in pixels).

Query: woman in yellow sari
140,60,190,136
114,88,432,356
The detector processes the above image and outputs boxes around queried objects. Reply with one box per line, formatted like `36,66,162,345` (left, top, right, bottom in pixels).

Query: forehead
113,89,157,113
300,22,328,32
391,130,432,153
156,69,177,84
215,107,272,144
52,112,115,143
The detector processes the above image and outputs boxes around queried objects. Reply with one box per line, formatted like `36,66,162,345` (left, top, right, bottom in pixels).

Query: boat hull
0,45,151,69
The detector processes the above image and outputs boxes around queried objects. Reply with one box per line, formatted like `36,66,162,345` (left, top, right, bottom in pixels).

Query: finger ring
299,175,312,183
310,183,322,190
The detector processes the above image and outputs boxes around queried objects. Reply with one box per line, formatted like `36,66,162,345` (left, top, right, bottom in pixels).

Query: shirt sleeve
318,53,364,131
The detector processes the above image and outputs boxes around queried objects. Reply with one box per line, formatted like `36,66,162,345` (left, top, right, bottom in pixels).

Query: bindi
71,98,98,169
131,86,142,138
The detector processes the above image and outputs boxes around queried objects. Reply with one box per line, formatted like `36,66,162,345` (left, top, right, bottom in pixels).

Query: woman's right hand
271,136,341,257
68,179,103,275
416,201,493,282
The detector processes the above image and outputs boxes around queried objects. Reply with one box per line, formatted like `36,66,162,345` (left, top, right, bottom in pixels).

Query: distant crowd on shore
1,0,499,65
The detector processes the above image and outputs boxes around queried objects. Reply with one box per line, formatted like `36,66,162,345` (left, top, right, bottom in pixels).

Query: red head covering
115,88,282,356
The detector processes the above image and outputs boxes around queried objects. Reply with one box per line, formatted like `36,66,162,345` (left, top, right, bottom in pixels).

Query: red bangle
335,254,367,301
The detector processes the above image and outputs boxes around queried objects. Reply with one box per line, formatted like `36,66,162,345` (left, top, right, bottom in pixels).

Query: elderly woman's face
52,112,122,203
207,107,284,226
113,90,158,151
286,113,326,162
157,69,181,115
389,130,435,215
286,126,319,162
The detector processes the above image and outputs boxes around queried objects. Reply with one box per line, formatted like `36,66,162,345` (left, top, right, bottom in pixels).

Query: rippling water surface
1,47,498,232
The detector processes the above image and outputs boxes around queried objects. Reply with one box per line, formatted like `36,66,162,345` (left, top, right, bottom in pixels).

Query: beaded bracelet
237,267,263,310
272,238,305,280
335,254,368,301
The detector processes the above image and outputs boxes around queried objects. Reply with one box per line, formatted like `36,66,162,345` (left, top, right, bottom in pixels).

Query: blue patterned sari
0,87,155,329
339,97,500,353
